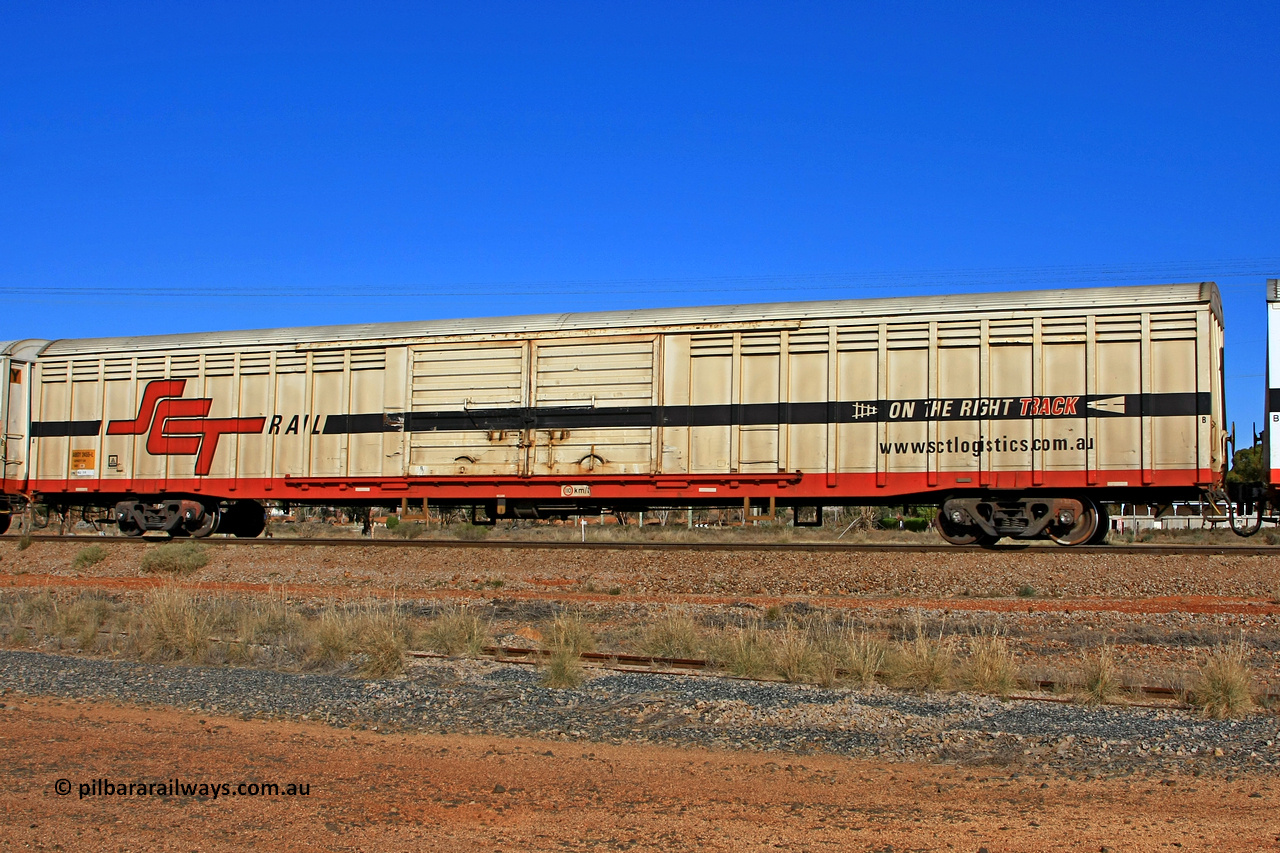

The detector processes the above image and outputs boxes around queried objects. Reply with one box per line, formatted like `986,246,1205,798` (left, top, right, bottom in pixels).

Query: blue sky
2,2,1277,430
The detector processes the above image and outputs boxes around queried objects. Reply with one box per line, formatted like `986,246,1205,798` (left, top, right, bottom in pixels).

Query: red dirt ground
2,696,1277,852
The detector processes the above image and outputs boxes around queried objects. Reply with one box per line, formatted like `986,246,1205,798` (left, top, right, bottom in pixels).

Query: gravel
3,649,1277,778
8,537,1280,601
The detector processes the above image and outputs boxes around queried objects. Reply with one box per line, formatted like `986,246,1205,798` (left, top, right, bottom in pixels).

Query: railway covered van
0,282,1226,544
1267,279,1280,493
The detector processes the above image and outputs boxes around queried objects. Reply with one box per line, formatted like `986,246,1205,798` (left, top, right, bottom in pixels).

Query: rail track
5,532,1280,557
407,646,1280,705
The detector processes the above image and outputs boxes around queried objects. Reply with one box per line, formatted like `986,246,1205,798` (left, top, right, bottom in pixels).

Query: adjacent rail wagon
1266,279,1280,492
0,282,1227,545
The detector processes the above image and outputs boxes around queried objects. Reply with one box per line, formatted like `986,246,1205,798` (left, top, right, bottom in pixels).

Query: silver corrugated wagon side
0,340,45,534
14,282,1225,545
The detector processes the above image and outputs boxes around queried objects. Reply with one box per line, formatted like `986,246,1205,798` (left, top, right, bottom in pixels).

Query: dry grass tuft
840,630,887,689
773,622,820,684
543,611,596,656
961,630,1019,697
55,593,114,650
307,607,359,669
356,606,407,677
639,612,701,659
421,606,489,656
140,542,209,574
228,593,298,662
1191,640,1256,719
889,616,953,691
139,586,213,662
21,590,57,622
540,647,585,689
715,623,775,679
1078,643,1122,706
808,622,856,688
535,611,595,689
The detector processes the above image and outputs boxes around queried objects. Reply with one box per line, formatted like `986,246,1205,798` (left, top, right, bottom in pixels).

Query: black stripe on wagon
30,420,102,437
323,392,1210,435
1134,392,1211,417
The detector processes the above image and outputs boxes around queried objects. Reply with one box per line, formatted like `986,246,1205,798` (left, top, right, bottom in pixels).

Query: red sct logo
107,380,266,475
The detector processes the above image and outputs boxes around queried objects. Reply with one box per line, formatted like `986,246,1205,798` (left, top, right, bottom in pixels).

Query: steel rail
5,533,1280,556
406,646,1280,705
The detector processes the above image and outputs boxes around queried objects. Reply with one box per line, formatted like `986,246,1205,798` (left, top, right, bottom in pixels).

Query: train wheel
933,512,983,546
1048,498,1100,547
183,504,220,538
1087,503,1110,545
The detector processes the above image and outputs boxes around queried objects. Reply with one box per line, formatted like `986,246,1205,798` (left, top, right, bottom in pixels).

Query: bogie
937,494,1104,547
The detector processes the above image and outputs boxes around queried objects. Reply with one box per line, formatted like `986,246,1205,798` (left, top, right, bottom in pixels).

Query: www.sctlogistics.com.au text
878,435,1095,456
61,778,310,799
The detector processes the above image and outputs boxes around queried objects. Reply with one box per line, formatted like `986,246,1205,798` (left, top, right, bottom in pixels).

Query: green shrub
72,545,107,570
454,523,489,541
384,515,400,530
878,517,931,532
140,542,209,574
392,521,426,539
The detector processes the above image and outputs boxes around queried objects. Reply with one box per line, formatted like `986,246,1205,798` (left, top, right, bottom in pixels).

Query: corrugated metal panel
1096,315,1143,342
1150,312,1199,340
35,283,1218,356
937,321,980,346
240,352,272,375
39,360,68,384
533,339,653,407
137,356,166,379
312,350,345,373
350,348,386,371
1041,317,1087,343
103,357,133,380
205,354,236,377
837,326,878,352
411,342,525,408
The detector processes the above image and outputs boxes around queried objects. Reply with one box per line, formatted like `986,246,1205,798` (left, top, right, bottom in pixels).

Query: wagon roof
37,282,1220,356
